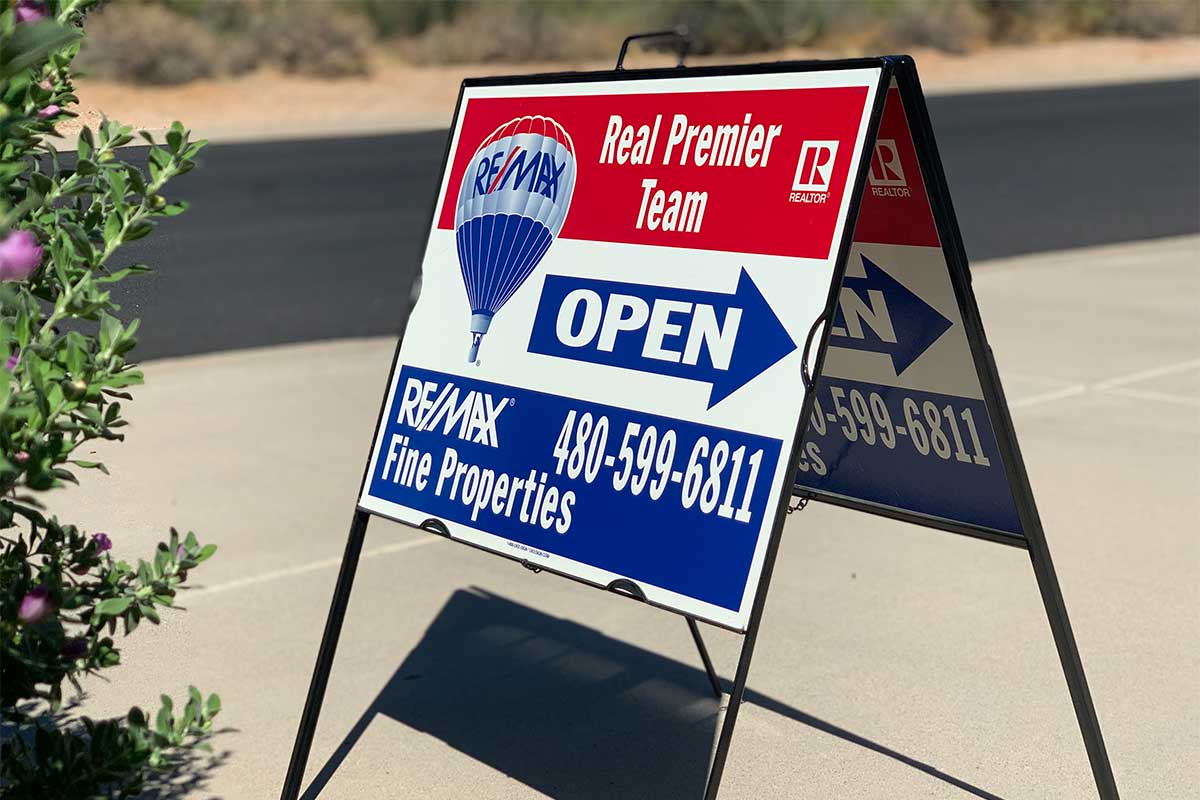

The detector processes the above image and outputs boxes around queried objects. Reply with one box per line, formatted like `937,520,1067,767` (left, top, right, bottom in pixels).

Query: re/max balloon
455,116,577,362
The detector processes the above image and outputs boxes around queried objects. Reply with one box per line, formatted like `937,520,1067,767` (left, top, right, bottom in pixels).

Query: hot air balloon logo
455,115,577,362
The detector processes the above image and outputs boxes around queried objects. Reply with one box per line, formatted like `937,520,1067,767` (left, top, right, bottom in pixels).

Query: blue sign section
797,375,1022,535
829,255,953,375
367,366,784,611
528,271,796,408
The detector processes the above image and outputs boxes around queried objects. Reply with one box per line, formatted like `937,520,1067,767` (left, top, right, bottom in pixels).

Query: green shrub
78,0,377,84
399,3,623,65
257,1,374,78
0,1,221,796
76,2,226,85
880,0,991,53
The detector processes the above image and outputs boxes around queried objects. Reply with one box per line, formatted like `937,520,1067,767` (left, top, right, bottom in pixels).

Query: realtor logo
868,139,912,198
868,139,905,187
791,140,839,191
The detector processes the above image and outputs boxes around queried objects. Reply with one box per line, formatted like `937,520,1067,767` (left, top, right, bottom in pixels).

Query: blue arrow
829,254,952,375
528,269,796,408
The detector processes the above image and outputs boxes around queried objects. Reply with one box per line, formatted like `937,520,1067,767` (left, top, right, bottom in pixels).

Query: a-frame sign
281,53,1119,800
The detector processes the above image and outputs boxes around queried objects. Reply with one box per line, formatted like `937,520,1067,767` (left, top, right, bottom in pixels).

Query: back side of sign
359,62,889,630
796,69,1025,544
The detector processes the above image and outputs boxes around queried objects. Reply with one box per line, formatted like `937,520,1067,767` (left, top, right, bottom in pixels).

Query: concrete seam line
1091,356,1200,391
1101,386,1200,408
184,535,442,601
1009,384,1089,409
1009,356,1200,410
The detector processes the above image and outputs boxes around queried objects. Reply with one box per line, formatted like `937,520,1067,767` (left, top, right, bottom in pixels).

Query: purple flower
0,230,43,281
37,104,61,120
17,585,54,625
14,0,46,23
62,637,88,659
13,450,29,464
92,532,113,552
5,353,17,371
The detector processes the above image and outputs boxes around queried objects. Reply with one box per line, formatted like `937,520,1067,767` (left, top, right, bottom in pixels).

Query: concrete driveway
59,235,1198,799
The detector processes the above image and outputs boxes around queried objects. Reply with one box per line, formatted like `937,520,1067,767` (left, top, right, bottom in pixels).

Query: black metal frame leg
687,617,723,699
280,510,370,800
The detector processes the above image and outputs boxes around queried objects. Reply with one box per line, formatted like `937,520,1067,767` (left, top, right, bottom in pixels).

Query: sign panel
796,82,1024,541
360,65,885,629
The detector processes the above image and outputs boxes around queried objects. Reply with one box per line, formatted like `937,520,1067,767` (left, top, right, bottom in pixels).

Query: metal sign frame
279,53,1118,800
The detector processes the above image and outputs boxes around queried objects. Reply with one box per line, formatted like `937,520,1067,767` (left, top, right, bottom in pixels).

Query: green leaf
78,126,95,161
103,212,121,246
124,219,154,241
95,596,133,617
98,312,121,352
0,20,82,79
60,221,94,259
156,696,173,736
126,164,146,195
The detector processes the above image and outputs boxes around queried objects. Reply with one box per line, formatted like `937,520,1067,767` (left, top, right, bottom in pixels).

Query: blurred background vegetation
77,0,1199,84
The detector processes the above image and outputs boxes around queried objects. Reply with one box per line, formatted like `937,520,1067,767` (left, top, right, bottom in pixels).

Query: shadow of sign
299,587,1005,800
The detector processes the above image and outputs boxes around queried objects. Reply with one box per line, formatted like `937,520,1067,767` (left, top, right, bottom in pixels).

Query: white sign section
360,67,884,630
796,82,1023,539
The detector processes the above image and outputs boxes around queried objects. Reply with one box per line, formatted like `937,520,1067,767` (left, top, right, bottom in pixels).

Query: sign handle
280,509,371,800
615,27,690,70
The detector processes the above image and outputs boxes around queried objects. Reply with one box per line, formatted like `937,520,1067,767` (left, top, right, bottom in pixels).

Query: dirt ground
59,36,1200,145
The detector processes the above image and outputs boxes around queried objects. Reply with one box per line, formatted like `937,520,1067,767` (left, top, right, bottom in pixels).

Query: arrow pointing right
528,269,796,409
828,254,952,375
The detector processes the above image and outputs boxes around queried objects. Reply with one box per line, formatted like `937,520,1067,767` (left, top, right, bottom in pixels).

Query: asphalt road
112,78,1198,361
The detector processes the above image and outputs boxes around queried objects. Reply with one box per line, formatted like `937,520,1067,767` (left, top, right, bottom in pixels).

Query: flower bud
0,230,43,282
37,104,61,120
14,0,46,24
65,378,87,398
18,585,54,625
93,532,113,552
5,353,17,370
13,450,29,464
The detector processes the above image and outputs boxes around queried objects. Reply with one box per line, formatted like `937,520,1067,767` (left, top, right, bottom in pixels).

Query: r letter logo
790,140,838,205
868,139,911,198
792,140,839,191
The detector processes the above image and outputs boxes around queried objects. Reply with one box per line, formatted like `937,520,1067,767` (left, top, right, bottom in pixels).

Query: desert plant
76,2,227,85
0,1,221,797
256,1,374,78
